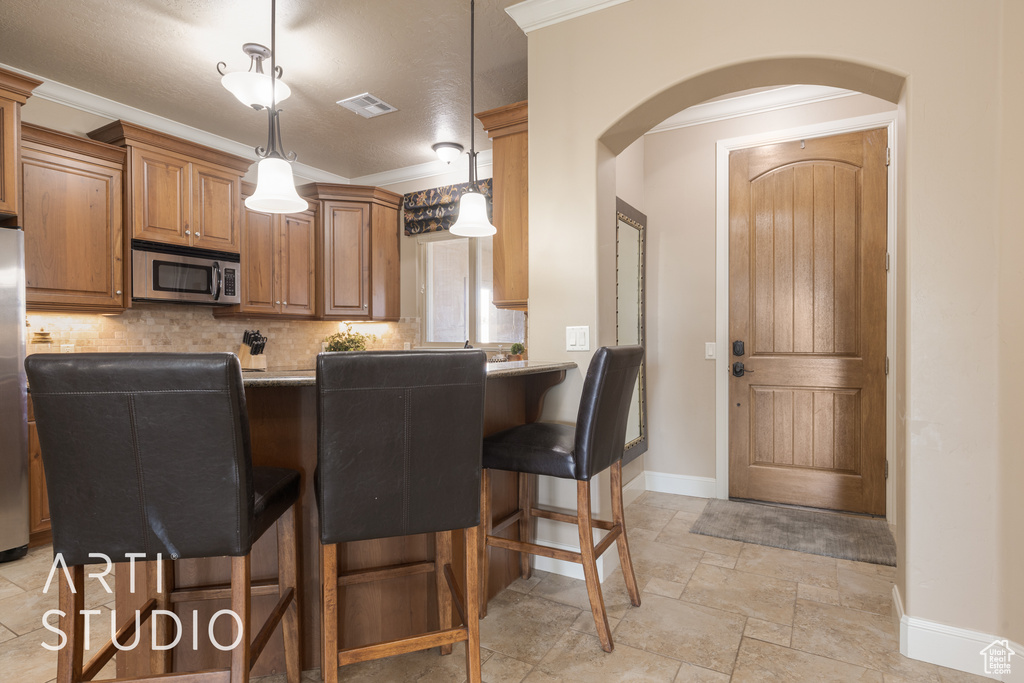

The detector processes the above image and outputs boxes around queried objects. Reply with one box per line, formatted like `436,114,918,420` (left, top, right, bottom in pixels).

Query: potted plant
323,324,377,352
508,343,525,361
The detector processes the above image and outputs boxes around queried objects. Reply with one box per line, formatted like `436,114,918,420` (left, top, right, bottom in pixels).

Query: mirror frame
616,197,648,463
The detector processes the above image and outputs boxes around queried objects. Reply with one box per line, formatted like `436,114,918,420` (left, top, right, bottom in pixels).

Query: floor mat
690,498,896,566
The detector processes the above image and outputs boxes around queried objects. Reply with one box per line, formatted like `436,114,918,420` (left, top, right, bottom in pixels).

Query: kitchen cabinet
22,124,126,313
0,68,40,219
301,184,401,321
88,120,251,255
477,100,528,311
215,190,316,319
27,396,50,546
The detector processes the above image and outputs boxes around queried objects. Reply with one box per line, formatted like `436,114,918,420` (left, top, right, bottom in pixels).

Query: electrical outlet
705,342,716,360
60,344,74,354
403,342,411,350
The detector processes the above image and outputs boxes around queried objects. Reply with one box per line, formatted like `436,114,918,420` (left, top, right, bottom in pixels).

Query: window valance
403,179,492,236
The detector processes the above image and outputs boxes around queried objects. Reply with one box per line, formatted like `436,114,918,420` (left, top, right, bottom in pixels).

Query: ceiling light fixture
217,43,292,110
450,0,496,237
432,142,464,165
245,0,308,214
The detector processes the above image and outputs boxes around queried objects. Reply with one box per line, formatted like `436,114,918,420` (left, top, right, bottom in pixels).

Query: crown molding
647,85,858,135
352,149,493,188
0,62,350,184
505,0,631,34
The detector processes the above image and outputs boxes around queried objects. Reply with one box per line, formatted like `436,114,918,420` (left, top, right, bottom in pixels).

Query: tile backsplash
26,305,420,370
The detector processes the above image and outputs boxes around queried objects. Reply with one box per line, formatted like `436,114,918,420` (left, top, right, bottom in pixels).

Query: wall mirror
616,198,648,462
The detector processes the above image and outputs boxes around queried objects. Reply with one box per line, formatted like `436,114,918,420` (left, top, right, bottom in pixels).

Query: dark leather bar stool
480,345,644,652
316,350,487,683
25,353,301,683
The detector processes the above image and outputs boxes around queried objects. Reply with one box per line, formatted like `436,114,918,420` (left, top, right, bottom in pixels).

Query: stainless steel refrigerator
0,226,28,562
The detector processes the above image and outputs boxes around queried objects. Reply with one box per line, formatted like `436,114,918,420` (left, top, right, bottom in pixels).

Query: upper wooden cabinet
0,68,41,218
22,124,126,313
300,184,402,321
477,100,528,311
216,186,316,319
88,121,251,253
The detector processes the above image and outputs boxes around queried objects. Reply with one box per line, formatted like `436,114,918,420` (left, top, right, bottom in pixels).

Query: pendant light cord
270,0,277,109
468,0,477,185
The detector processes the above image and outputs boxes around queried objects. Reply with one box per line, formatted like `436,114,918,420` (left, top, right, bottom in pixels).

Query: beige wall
527,0,1013,643
641,94,895,480
998,0,1024,646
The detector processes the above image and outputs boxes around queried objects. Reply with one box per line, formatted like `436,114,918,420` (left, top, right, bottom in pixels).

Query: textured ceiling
0,0,527,178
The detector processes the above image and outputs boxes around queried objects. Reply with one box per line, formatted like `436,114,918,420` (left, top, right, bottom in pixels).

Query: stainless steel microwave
131,241,241,305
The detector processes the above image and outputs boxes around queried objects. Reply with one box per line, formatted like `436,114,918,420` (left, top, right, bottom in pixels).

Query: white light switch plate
705,342,716,359
566,326,590,351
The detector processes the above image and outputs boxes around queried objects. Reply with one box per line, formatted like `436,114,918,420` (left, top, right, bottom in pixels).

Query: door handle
732,361,754,377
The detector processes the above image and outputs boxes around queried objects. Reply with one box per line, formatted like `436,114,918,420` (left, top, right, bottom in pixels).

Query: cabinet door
192,162,240,253
0,98,18,216
280,211,316,317
490,130,529,310
370,203,400,320
239,206,278,314
23,143,124,311
322,202,370,318
131,146,190,246
28,421,50,535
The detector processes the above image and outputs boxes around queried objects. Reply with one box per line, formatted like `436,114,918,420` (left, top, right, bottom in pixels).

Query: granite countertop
242,360,578,388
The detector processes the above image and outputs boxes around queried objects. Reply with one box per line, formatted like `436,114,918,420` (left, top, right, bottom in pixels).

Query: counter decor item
508,342,525,361
239,329,268,371
323,324,376,352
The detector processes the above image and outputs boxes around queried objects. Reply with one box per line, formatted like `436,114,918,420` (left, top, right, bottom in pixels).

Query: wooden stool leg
611,461,641,607
464,524,482,683
479,468,491,618
320,543,339,683
435,530,454,655
57,564,85,683
278,504,301,683
230,555,251,683
518,472,532,579
577,481,614,653
150,558,175,674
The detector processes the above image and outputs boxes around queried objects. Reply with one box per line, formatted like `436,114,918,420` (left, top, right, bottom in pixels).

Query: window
419,232,525,347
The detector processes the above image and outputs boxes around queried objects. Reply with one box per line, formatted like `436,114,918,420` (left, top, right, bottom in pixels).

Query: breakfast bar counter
117,360,575,677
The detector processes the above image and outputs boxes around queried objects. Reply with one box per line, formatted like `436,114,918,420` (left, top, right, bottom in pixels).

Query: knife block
238,343,267,372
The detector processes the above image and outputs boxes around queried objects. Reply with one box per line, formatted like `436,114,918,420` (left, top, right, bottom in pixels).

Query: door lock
732,340,745,356
732,361,754,377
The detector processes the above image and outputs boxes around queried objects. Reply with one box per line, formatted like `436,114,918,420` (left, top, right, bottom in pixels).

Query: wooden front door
728,128,887,515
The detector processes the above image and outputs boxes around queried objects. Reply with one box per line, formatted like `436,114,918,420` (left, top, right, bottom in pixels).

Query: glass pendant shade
246,157,308,214
221,71,291,109
432,142,464,165
450,191,495,237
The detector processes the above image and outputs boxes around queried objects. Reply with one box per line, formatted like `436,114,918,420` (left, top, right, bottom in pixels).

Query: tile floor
0,492,991,682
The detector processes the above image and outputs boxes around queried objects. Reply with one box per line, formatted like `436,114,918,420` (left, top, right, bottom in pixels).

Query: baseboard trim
894,585,1022,681
644,471,717,499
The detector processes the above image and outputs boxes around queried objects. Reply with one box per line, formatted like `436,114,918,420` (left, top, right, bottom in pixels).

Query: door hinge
885,253,890,271
886,147,891,166
885,356,890,375
885,460,889,479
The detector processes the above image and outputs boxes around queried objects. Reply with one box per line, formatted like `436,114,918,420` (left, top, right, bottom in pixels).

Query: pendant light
245,0,308,214
450,0,496,237
217,43,292,110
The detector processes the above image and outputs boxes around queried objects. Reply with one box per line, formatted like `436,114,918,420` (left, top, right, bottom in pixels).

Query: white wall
523,0,1018,659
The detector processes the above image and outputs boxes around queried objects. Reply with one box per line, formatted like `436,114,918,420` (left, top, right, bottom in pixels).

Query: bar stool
480,345,644,652
316,350,487,683
25,353,301,683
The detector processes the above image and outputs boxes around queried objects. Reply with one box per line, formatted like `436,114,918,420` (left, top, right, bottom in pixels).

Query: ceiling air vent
336,93,399,118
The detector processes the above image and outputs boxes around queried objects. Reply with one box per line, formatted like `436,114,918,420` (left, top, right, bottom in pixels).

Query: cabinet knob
283,302,287,306
276,301,281,305
185,230,191,235
195,233,200,238
116,290,122,295
363,304,368,309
